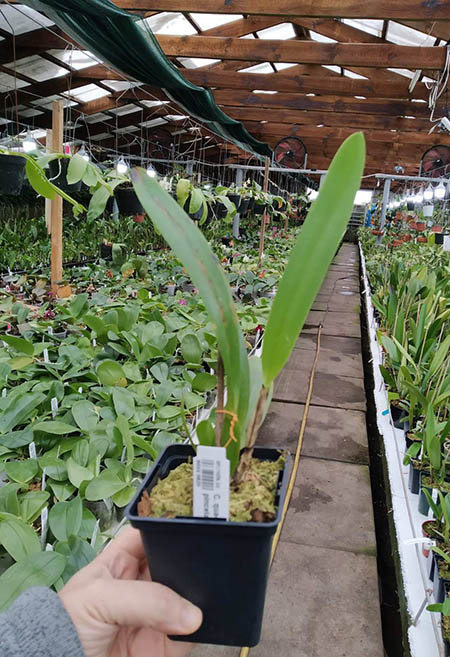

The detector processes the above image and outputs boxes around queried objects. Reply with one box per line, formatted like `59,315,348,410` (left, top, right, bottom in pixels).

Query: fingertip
179,603,203,634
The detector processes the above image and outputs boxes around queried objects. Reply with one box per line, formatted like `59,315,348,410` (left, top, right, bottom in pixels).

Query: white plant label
193,446,230,520
28,441,37,459
92,338,97,347
43,348,49,363
48,326,53,336
51,397,58,418
444,236,450,252
40,507,48,550
1,388,6,398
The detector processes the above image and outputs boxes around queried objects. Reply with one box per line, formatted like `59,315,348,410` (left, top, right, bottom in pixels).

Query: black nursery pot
227,193,240,209
48,159,82,193
238,197,250,214
0,154,26,195
253,203,266,216
435,233,449,246
214,201,228,219
115,187,144,216
126,444,290,647
408,462,421,494
100,243,112,259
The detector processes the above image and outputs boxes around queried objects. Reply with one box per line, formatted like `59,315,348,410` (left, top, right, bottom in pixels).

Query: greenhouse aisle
192,243,384,657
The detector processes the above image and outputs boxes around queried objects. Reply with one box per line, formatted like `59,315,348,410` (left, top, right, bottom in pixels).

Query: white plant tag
48,326,53,336
51,397,58,418
92,338,97,347
43,348,49,363
193,446,230,520
28,441,37,459
2,388,6,398
444,236,450,252
41,507,48,549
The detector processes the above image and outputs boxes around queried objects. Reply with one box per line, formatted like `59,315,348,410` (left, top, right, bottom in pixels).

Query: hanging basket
115,186,145,216
0,154,26,196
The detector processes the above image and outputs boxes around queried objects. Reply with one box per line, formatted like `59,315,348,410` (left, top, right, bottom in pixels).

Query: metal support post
377,177,391,246
233,168,244,239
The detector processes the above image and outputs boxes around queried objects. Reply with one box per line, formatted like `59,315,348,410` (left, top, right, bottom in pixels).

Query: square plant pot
126,444,290,647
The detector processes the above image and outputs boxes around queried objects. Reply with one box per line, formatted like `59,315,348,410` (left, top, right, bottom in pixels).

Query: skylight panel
386,21,435,47
257,23,296,40
273,63,298,71
253,90,278,95
141,100,170,107
343,69,368,80
102,81,142,92
31,95,77,110
70,84,111,103
189,13,242,31
241,34,256,39
342,19,383,37
0,73,29,92
19,107,44,118
0,5,53,35
178,58,221,68
90,132,111,141
47,50,98,71
322,65,341,74
84,113,111,124
238,63,273,74
5,55,66,82
114,126,139,134
310,30,337,44
165,115,189,121
143,12,197,36
108,104,140,116
387,68,415,79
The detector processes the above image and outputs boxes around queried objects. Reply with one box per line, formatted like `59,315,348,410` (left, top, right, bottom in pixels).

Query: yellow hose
239,325,323,657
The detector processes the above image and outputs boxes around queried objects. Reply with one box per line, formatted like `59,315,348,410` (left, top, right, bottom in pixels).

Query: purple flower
178,298,187,305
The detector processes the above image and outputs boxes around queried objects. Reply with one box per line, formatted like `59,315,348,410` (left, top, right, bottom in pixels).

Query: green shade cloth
24,0,272,159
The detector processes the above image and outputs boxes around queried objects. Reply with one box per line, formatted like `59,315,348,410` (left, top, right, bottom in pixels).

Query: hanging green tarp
23,0,272,159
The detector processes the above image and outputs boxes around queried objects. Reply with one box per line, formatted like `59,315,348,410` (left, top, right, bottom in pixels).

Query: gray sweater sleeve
0,587,84,657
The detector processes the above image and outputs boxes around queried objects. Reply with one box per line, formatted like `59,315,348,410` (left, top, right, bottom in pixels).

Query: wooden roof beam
155,35,445,70
112,1,450,20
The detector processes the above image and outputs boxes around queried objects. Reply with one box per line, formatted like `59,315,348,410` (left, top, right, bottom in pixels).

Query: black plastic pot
115,187,144,216
214,201,228,219
407,201,415,211
435,233,449,246
418,471,432,516
100,244,112,259
408,462,421,494
126,444,290,647
183,196,203,221
0,154,26,195
253,203,266,216
390,403,410,430
433,554,450,604
238,197,250,214
48,159,82,193
227,193,240,210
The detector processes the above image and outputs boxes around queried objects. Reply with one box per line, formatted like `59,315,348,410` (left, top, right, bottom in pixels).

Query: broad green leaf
8,356,33,371
97,360,127,387
0,484,20,516
4,459,38,485
0,392,45,434
88,185,111,221
48,496,83,541
69,293,89,318
111,485,136,507
0,552,66,612
85,470,128,501
180,333,202,364
48,481,75,502
20,491,49,524
116,415,134,465
151,431,178,454
55,536,96,583
196,419,215,447
112,388,135,420
72,401,98,432
133,169,249,472
25,158,57,199
191,372,217,392
1,335,34,356
33,421,78,435
262,133,365,386
0,428,33,449
67,457,94,488
0,516,40,562
67,153,88,185
157,406,181,419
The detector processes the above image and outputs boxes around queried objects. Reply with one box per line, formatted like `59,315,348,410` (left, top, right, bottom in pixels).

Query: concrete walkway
192,244,384,657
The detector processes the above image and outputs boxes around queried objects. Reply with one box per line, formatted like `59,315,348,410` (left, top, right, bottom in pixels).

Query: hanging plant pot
100,243,112,259
0,154,26,195
238,197,250,214
214,201,228,219
227,193,240,209
407,201,415,211
48,159,81,193
115,186,145,216
247,198,255,213
253,203,266,216
183,195,204,221
126,444,290,647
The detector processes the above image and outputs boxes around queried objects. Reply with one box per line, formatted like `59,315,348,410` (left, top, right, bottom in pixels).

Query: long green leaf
0,552,66,612
262,132,365,386
132,169,249,472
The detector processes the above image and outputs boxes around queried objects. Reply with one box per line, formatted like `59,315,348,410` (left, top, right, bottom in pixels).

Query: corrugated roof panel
386,21,436,47
257,23,296,40
0,4,53,35
47,49,99,71
143,12,197,36
342,19,384,37
178,57,221,68
4,55,66,82
189,13,243,30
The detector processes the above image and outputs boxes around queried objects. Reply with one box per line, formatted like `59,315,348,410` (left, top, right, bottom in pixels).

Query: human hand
59,527,202,657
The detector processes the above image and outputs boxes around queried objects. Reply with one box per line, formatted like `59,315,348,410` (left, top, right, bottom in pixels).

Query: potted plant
0,153,26,195
125,133,365,646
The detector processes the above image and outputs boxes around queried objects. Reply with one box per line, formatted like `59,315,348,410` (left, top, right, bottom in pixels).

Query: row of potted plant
360,226,450,652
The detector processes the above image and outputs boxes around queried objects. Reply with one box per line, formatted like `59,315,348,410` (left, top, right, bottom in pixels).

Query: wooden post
258,157,270,268
50,101,64,295
45,128,52,234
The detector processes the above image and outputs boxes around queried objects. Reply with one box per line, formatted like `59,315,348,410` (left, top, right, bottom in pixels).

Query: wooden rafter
155,35,445,70
112,1,450,21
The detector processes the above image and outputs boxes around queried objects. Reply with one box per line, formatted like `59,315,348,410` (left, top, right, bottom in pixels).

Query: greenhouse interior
0,1,449,657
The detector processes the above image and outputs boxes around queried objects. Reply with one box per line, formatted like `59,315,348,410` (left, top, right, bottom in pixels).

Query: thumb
85,579,203,635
